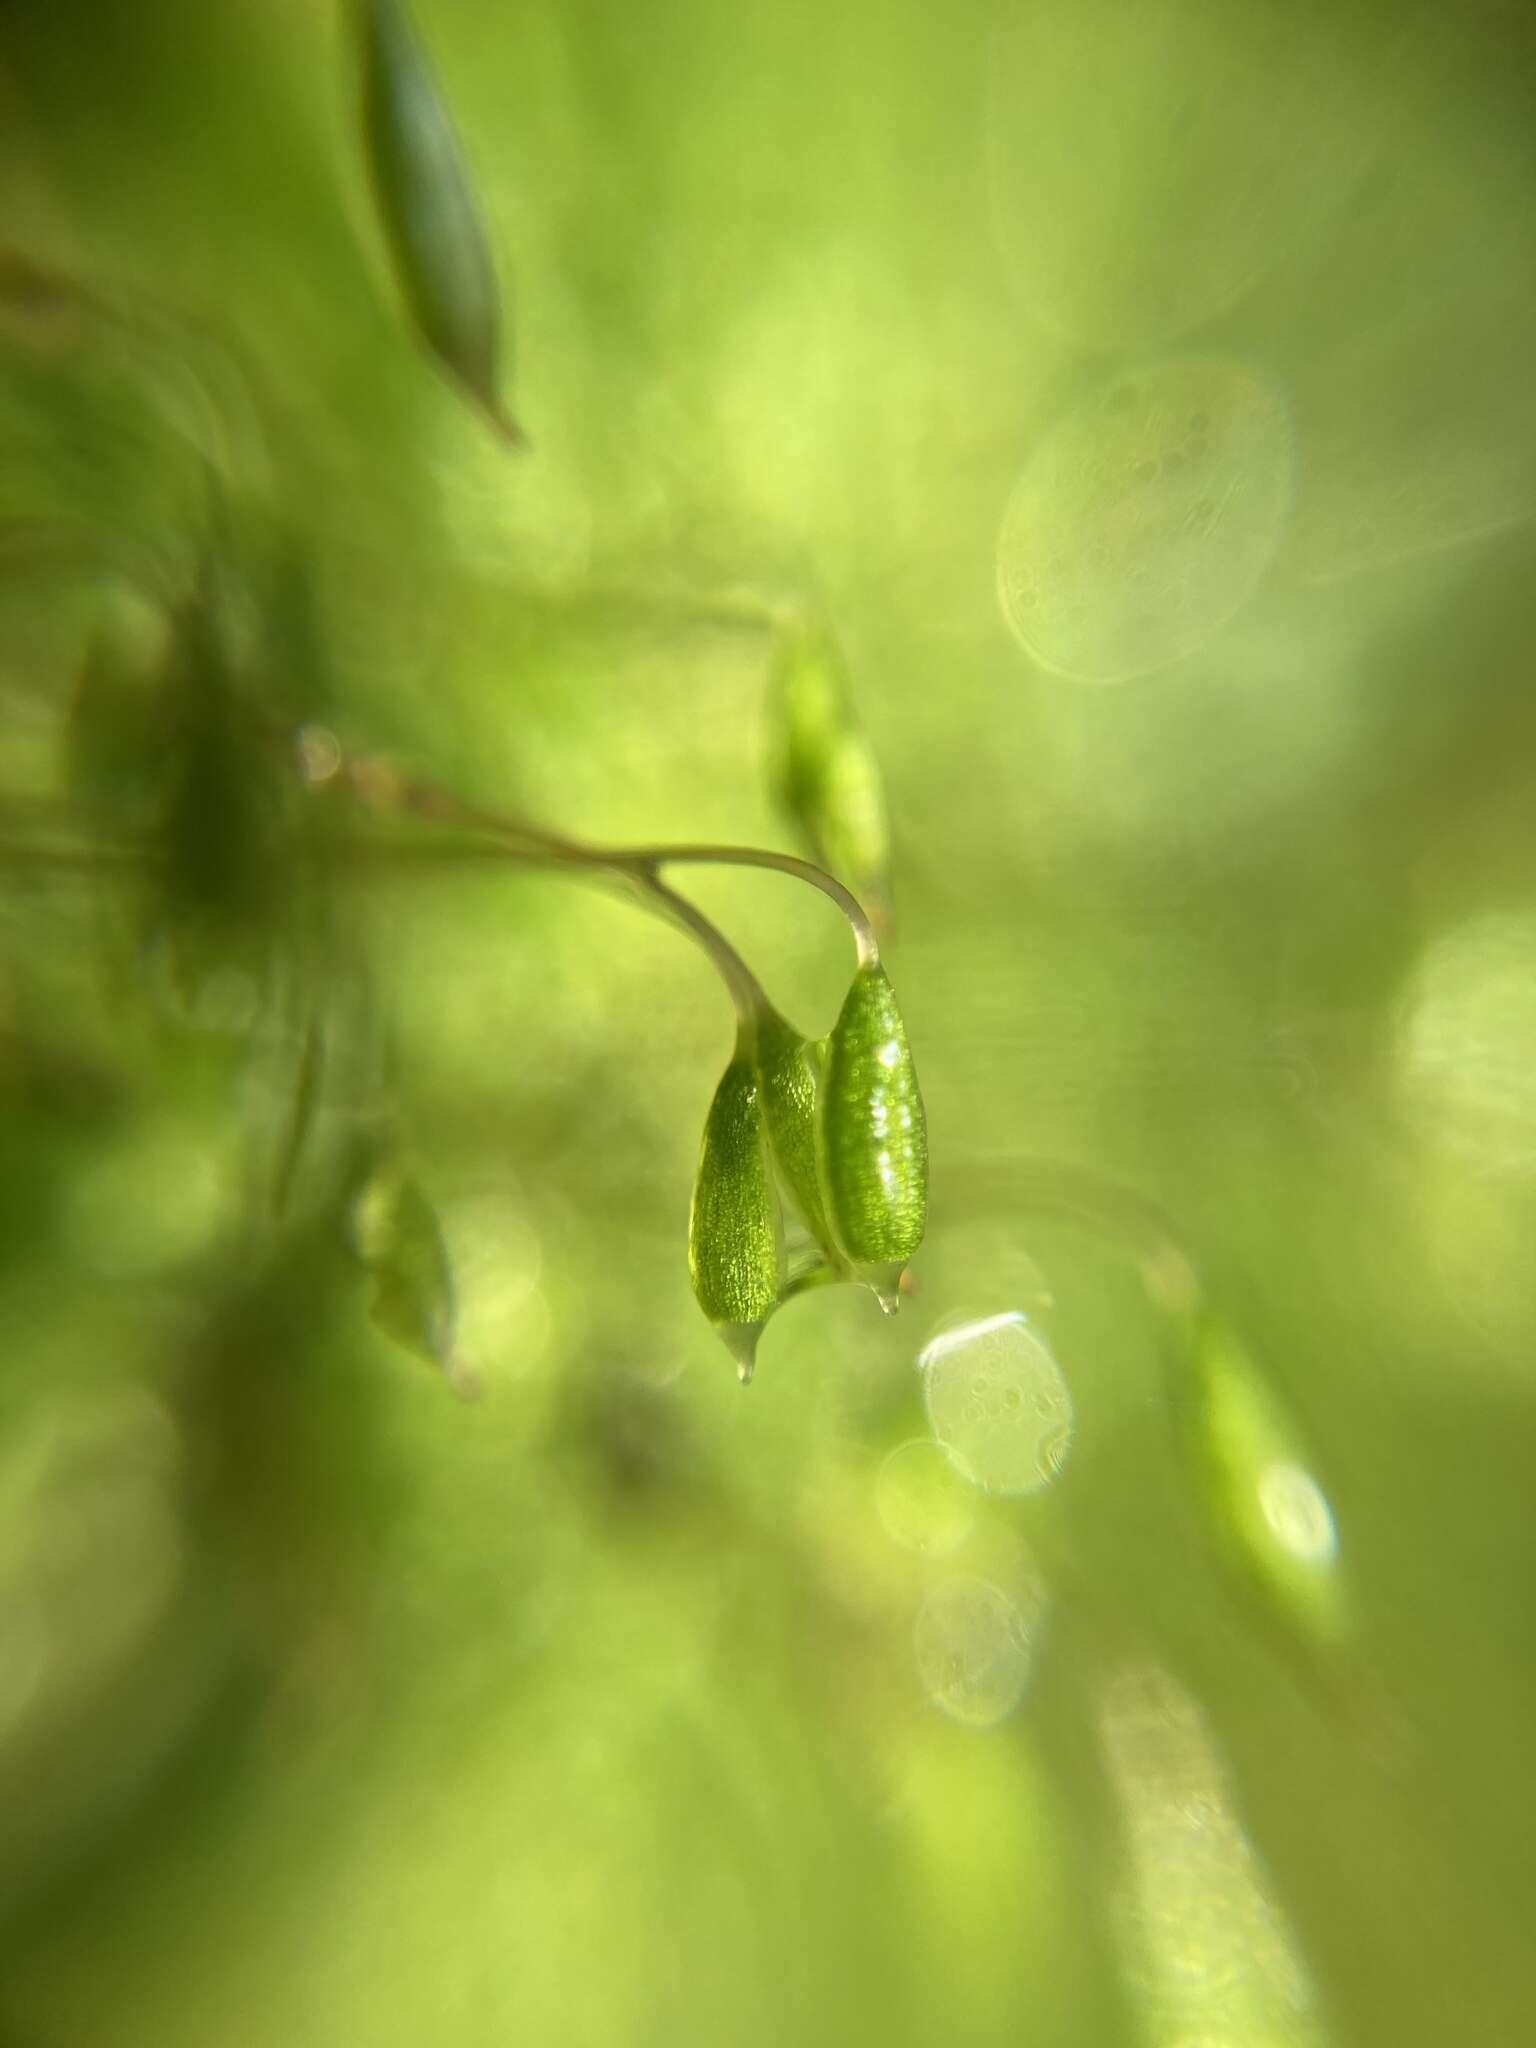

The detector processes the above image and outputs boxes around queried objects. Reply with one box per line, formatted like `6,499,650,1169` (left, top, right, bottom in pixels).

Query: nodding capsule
354,0,525,445
753,1008,832,1253
688,1051,784,1380
767,618,891,925
821,963,928,1280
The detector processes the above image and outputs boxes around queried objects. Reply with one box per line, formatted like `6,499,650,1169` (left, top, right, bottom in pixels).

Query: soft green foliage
821,963,928,1274
65,592,170,834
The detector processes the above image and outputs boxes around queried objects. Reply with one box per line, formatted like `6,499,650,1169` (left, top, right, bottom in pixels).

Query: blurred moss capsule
355,0,524,444
688,1051,784,1381
821,963,928,1287
767,618,891,922
353,1163,460,1381
753,1008,832,1252
1178,1305,1349,1656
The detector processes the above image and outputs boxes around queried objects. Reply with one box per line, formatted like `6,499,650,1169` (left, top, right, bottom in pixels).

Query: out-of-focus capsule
352,1161,459,1378
767,617,891,925
1176,1304,1350,1656
354,0,524,445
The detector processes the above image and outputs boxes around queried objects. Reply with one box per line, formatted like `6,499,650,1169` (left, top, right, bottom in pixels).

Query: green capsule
767,618,891,920
821,963,928,1287
1177,1305,1350,1656
355,0,524,445
353,1162,459,1379
753,1008,833,1252
688,1052,785,1380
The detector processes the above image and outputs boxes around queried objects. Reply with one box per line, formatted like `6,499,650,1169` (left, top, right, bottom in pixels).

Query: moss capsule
688,1052,784,1381
767,618,891,921
356,0,524,444
821,963,928,1282
1178,1305,1349,1656
753,1008,832,1252
353,1163,459,1379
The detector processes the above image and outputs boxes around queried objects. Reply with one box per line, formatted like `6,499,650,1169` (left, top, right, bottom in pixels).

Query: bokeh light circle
875,1439,978,1557
997,360,1294,683
919,1311,1074,1496
914,1575,1040,1728
1397,910,1536,1174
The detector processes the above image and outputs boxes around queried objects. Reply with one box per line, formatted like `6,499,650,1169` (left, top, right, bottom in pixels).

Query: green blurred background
3,1,1536,2042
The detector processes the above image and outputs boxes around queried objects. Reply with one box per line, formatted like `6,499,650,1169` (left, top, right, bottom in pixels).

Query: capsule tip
861,1262,907,1314
486,400,531,452
718,1320,763,1385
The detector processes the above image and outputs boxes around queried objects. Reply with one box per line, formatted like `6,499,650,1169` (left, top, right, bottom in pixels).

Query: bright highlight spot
1258,1461,1338,1567
998,359,1294,684
914,1574,1042,1729
439,1182,547,1388
1100,1664,1328,2047
919,1311,1074,1496
1397,911,1536,1174
296,722,342,784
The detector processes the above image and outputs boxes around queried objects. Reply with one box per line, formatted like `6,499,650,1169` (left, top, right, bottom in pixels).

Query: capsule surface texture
822,964,927,1266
